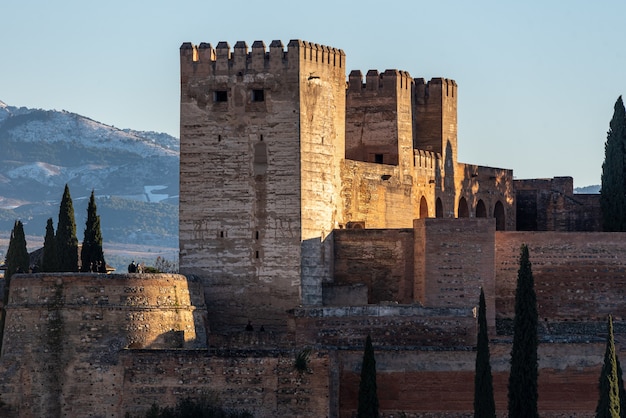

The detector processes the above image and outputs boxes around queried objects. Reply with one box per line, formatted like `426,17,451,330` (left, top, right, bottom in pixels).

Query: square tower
179,40,346,333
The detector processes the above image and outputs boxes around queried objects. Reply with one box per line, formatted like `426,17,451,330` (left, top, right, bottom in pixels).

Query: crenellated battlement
348,69,413,94
414,149,441,170
414,77,458,100
180,39,345,79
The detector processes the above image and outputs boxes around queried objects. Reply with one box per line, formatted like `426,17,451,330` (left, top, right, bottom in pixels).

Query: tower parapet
345,69,414,167
179,40,345,80
413,77,458,164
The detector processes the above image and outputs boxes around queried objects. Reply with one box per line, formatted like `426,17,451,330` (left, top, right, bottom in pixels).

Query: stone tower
179,40,346,332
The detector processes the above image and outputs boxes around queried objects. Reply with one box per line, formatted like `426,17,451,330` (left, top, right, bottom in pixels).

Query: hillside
0,100,179,271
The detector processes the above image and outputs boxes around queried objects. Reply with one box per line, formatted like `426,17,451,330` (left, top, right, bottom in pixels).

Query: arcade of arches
421,196,505,230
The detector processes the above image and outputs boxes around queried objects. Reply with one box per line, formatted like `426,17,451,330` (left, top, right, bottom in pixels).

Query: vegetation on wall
600,96,626,231
507,244,538,418
474,288,496,418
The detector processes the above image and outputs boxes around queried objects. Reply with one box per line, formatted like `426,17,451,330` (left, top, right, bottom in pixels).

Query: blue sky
1,1,625,187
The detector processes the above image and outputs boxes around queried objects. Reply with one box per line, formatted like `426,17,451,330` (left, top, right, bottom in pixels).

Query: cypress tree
41,217,58,272
617,353,626,417
600,96,626,231
56,184,78,272
5,220,29,280
508,244,539,418
474,288,496,418
81,190,106,273
357,334,379,418
596,315,621,418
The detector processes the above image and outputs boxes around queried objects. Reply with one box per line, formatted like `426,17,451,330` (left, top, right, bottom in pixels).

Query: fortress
0,39,620,417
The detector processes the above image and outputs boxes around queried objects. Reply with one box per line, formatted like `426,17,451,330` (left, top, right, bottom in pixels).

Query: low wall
292,305,477,349
495,232,626,321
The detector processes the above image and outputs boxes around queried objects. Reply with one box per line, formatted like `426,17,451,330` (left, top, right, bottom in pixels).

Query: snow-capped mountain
0,102,179,207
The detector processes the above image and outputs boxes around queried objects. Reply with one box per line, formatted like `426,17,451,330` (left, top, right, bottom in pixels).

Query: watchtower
179,40,346,332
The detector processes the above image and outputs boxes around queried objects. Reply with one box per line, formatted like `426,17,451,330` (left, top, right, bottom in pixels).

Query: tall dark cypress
596,315,621,418
508,244,539,418
5,220,29,280
41,217,58,272
474,288,496,418
617,356,626,418
600,96,626,231
81,190,106,272
357,334,379,418
56,184,78,272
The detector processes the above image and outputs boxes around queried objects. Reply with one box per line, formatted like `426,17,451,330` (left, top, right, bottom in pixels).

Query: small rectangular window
214,91,228,102
252,89,265,102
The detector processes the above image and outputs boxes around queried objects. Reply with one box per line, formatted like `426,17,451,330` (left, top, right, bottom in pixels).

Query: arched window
494,201,505,231
419,196,429,219
476,199,487,218
436,198,443,218
458,197,469,218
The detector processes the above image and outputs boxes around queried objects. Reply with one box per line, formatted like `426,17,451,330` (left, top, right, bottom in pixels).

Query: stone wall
120,349,331,418
495,232,626,320
292,305,476,349
0,273,207,417
515,177,601,231
332,228,414,303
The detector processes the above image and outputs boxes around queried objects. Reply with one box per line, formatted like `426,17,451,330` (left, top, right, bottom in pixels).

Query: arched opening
458,197,469,218
476,199,487,218
419,196,429,218
494,201,505,231
435,198,443,218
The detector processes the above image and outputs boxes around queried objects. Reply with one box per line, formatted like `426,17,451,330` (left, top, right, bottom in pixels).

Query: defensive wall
516,177,602,231
2,227,626,416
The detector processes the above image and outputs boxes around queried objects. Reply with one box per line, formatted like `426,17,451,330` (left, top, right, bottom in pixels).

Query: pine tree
41,218,58,272
358,334,379,418
81,190,106,273
5,220,29,280
56,184,78,272
474,288,496,418
597,315,621,418
508,244,539,418
600,96,626,231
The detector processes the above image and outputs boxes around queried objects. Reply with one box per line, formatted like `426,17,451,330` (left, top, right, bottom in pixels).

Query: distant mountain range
0,100,179,271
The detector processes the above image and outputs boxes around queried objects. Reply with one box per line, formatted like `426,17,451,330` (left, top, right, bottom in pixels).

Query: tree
56,184,78,272
4,220,29,311
596,315,621,418
600,96,626,231
358,334,379,418
41,218,58,272
81,190,106,273
508,244,538,418
5,220,29,280
474,288,496,418
617,356,626,418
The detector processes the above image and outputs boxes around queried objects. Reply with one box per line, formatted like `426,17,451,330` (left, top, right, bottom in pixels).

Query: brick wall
495,232,626,320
